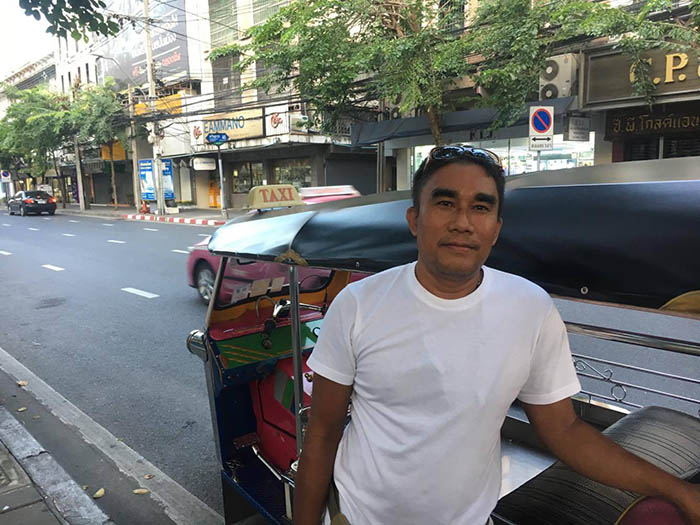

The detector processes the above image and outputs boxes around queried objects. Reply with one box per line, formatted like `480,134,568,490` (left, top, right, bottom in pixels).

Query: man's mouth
440,241,479,251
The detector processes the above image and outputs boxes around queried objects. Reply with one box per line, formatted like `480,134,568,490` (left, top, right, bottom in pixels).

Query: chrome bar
572,353,700,385
565,322,700,357
205,256,227,328
577,372,700,405
580,389,643,410
289,266,304,456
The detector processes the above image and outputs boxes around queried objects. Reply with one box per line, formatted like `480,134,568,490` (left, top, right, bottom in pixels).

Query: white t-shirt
307,263,581,525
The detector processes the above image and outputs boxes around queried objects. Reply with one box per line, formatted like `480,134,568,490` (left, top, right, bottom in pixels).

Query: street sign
206,133,228,146
529,106,554,151
0,170,10,183
564,116,591,142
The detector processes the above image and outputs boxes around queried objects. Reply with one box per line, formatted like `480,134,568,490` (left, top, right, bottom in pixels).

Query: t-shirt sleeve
518,303,581,405
306,287,358,386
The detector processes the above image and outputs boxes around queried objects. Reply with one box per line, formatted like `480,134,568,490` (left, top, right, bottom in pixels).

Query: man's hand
521,398,699,524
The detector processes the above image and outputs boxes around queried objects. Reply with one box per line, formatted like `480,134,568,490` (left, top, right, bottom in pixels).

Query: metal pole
74,138,86,211
144,0,165,215
217,145,227,218
536,150,541,172
289,266,304,455
376,100,385,193
128,86,141,210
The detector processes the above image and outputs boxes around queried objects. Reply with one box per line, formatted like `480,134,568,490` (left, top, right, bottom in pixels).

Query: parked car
8,190,57,216
187,185,360,304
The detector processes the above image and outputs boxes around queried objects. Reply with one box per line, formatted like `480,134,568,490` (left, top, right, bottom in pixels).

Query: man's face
406,162,502,284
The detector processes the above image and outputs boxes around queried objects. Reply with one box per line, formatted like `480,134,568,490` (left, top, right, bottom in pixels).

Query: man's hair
411,155,506,219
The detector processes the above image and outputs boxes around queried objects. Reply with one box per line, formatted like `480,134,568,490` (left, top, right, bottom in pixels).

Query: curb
123,214,226,226
0,407,111,525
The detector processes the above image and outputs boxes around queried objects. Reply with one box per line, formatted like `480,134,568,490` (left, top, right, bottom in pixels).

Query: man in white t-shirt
294,145,700,525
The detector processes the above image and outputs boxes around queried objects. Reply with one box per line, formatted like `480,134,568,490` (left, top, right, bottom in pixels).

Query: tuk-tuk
187,156,700,524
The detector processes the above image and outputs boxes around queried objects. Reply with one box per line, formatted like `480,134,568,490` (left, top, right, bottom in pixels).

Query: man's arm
293,374,352,525
522,398,700,524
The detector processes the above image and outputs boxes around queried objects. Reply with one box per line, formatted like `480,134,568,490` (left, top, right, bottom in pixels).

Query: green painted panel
216,320,322,369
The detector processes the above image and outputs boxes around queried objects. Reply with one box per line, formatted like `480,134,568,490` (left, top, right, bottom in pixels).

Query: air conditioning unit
539,53,578,100
288,102,304,113
290,114,309,132
384,99,414,120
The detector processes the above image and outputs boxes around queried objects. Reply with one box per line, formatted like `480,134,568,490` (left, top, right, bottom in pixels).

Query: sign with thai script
192,109,264,146
605,103,700,140
586,49,700,106
139,159,175,201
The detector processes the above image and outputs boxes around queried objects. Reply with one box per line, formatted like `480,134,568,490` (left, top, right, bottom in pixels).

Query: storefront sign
586,49,700,106
134,93,184,116
605,103,700,140
265,105,290,136
192,108,264,146
192,158,216,171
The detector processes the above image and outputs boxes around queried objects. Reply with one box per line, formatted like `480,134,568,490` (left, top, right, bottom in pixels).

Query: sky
0,3,57,79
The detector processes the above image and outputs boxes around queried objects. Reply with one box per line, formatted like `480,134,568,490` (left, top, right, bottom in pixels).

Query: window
78,66,82,83
439,0,467,32
253,0,285,25
68,71,72,87
273,159,312,188
212,54,241,109
61,75,65,93
208,0,238,48
233,162,264,193
85,63,90,83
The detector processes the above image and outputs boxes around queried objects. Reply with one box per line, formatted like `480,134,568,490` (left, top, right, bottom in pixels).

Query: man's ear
491,217,503,246
406,206,418,237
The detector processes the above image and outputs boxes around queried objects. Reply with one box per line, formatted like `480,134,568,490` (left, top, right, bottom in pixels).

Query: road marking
0,344,223,525
171,249,189,254
143,227,159,231
62,233,76,237
197,234,210,237
2,224,10,227
43,217,51,220
28,227,39,231
68,219,80,223
121,287,159,299
0,251,11,256
108,239,126,244
42,264,64,272
102,223,114,227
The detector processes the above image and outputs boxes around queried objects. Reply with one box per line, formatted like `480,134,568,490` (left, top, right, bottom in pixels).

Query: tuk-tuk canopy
208,179,700,314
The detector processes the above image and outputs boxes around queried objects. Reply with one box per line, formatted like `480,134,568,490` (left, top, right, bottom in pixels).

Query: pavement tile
0,485,43,512
0,500,60,524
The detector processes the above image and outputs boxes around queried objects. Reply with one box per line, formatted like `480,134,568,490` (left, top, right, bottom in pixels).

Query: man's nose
448,208,474,232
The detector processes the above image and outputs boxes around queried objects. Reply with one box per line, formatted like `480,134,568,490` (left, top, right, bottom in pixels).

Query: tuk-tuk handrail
565,321,700,357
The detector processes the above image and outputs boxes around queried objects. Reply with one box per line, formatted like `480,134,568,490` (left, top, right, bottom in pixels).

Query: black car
8,191,57,216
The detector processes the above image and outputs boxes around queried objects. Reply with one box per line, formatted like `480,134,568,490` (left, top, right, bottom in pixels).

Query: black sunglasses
420,144,502,170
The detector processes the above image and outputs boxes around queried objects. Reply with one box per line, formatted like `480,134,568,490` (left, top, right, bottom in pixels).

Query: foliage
19,0,120,39
71,80,126,146
0,86,74,176
210,0,699,143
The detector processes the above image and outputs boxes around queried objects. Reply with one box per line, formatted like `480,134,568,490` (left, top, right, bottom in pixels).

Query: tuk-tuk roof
209,173,700,314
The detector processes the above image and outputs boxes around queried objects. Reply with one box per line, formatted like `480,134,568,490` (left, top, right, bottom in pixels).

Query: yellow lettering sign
665,53,688,83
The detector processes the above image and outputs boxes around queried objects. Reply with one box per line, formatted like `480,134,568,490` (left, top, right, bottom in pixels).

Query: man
295,145,700,525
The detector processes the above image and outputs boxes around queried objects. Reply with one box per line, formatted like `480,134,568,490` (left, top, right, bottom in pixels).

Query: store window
274,158,312,189
233,162,264,193
413,133,595,177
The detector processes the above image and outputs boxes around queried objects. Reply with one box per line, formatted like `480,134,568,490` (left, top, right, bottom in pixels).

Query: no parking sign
529,106,554,151
0,170,10,183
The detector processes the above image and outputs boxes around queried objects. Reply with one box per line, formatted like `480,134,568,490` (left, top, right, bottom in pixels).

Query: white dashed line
68,219,80,223
42,265,64,272
121,287,159,299
0,251,11,256
28,227,39,231
62,233,76,237
102,223,114,227
171,249,189,254
2,224,10,227
143,228,159,231
107,240,126,244
197,234,209,237
43,217,51,220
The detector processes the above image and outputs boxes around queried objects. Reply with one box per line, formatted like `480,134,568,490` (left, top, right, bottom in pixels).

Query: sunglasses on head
420,145,502,170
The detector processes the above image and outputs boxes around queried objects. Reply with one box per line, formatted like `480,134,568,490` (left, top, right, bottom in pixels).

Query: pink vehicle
187,185,360,304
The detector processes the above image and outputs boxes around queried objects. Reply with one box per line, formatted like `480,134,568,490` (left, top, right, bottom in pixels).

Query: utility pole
376,99,386,193
74,138,87,211
144,0,165,215
128,86,141,211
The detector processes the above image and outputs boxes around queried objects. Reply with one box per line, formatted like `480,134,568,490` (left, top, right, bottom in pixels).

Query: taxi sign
245,185,305,209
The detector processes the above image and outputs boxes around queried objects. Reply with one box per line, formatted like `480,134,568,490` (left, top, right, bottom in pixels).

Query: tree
19,0,120,39
71,80,127,208
209,0,699,144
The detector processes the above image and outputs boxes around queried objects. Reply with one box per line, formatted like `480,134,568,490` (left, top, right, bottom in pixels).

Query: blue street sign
206,133,228,145
531,108,552,133
139,159,175,201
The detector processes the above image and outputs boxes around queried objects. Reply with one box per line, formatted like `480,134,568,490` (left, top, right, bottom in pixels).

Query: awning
351,97,576,146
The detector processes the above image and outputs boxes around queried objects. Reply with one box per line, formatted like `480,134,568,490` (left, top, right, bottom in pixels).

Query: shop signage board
0,171,10,183
605,102,700,140
265,105,290,136
564,116,591,142
529,106,554,151
193,157,217,171
192,108,265,148
139,159,175,201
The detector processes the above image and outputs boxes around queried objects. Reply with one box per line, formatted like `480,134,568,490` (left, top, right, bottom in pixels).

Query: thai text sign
605,103,700,140
586,49,700,105
139,159,175,201
193,109,264,146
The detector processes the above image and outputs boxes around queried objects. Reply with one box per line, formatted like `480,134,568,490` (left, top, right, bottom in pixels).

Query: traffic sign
0,170,10,183
206,133,228,146
529,106,554,151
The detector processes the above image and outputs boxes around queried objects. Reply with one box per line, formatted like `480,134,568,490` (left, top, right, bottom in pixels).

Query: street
0,209,698,523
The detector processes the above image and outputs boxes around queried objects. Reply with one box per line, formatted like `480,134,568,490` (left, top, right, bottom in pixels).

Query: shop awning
350,96,576,146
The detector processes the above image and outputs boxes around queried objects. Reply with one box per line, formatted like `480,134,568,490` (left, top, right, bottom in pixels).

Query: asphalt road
0,209,698,521
0,210,224,514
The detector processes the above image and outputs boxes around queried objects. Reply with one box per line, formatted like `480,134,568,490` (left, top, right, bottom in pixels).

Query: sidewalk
54,203,240,226
0,407,109,525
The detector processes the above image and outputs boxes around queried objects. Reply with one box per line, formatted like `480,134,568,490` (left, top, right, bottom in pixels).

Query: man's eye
437,200,454,207
474,204,490,212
